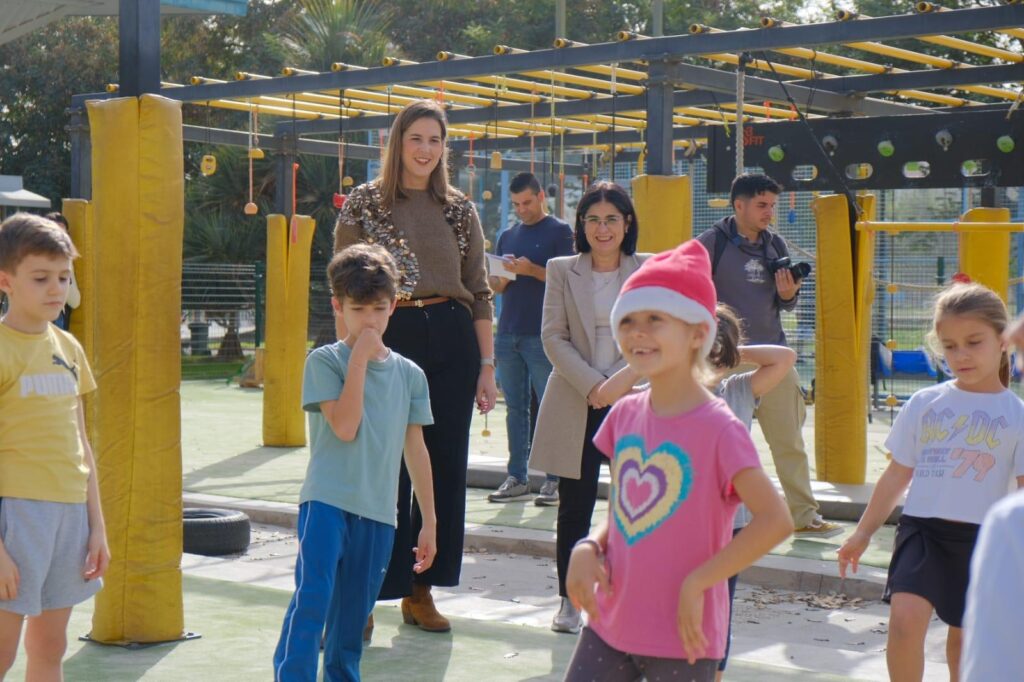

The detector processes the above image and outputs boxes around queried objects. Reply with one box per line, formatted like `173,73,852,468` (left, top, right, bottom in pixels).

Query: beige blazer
528,252,649,479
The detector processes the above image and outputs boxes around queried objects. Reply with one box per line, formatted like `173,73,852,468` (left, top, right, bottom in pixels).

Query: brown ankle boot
363,613,374,643
400,583,451,632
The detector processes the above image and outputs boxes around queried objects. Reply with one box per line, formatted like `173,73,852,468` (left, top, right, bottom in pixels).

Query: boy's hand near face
350,327,385,366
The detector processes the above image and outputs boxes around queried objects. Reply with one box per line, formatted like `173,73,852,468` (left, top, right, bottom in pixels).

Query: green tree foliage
0,18,118,208
279,0,397,70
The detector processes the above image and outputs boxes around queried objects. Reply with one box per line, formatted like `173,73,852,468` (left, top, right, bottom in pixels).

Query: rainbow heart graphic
612,435,693,545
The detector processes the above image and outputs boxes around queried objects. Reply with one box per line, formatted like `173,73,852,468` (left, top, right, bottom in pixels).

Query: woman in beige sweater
333,100,496,635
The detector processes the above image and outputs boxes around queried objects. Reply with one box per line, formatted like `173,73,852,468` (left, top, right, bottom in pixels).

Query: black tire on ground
183,508,251,556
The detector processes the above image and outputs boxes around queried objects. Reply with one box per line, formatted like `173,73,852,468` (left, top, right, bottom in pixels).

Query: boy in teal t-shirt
273,244,437,682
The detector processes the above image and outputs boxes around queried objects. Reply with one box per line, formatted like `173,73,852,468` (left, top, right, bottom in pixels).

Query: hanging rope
290,94,299,243
549,74,556,191
244,99,257,215
530,87,537,174
338,89,346,195
610,62,618,183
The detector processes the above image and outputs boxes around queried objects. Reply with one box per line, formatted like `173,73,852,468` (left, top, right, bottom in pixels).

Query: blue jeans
273,501,394,682
495,333,555,483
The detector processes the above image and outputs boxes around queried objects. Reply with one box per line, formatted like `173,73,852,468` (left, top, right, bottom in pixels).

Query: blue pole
499,170,511,233
1016,190,1024,314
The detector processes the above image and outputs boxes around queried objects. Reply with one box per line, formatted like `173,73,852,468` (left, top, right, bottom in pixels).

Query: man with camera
697,173,841,538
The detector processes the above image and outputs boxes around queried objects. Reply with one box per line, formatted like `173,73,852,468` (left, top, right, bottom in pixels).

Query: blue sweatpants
273,501,394,682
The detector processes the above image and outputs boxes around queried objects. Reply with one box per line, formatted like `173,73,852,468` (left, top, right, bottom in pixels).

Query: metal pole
68,107,91,200
555,0,566,40
254,261,266,347
653,0,664,37
118,0,161,96
645,61,675,176
735,54,748,176
274,130,297,217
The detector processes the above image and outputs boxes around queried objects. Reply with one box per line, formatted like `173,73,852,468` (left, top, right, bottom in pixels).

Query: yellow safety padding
62,199,94,357
631,174,692,253
959,207,1012,301
812,194,874,484
86,95,184,644
263,214,315,446
62,199,98,438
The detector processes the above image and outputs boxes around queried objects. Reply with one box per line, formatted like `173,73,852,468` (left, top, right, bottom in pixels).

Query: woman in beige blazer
528,181,650,634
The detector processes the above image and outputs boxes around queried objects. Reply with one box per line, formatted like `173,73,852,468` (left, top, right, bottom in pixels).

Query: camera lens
791,262,812,280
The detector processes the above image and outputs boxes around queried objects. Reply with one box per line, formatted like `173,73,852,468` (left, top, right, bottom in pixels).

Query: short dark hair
729,174,783,207
0,212,78,272
573,181,639,255
327,243,399,303
509,172,542,195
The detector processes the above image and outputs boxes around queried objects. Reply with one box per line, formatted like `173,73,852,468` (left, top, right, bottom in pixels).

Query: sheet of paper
487,253,516,280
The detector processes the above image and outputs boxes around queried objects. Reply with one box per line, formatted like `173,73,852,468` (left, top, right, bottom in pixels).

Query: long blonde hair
376,99,453,208
928,281,1011,387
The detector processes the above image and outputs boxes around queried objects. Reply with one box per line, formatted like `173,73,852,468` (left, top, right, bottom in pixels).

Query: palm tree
280,0,397,71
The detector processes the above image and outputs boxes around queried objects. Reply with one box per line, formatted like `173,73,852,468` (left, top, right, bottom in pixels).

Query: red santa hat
610,239,718,357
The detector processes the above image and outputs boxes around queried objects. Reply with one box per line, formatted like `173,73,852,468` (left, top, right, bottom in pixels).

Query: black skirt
883,514,980,627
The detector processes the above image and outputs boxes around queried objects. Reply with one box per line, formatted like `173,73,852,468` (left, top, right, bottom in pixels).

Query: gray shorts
0,497,102,616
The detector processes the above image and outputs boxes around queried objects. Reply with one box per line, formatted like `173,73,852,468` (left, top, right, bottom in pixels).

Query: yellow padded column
959,207,1011,301
86,95,184,644
812,194,874,484
62,199,98,438
62,199,94,356
631,174,692,252
263,214,315,446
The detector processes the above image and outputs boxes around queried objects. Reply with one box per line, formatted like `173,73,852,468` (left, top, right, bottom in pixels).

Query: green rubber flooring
182,380,896,569
6,575,868,681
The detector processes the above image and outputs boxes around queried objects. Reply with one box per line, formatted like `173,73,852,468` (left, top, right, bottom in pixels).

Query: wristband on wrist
573,537,604,557
480,357,495,367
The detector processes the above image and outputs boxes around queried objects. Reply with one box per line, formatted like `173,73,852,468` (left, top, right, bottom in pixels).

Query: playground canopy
70,1,1024,203
0,0,246,46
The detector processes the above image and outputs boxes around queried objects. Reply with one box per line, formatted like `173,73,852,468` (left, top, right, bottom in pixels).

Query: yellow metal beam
856,221,1024,232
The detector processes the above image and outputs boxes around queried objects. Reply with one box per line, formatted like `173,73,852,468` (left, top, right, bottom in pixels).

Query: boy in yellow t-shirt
0,213,109,678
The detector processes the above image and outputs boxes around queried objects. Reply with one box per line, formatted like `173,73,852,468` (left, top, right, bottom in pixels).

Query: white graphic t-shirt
886,381,1024,524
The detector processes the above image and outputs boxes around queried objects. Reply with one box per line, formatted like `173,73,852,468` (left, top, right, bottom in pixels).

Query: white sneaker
487,476,531,502
551,597,581,634
534,480,559,506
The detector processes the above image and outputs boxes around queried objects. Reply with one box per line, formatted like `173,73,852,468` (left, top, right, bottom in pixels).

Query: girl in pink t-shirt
564,241,793,681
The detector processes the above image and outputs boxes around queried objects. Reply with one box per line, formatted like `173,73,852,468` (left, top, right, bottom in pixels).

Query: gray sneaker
487,476,531,502
551,597,581,634
534,480,559,506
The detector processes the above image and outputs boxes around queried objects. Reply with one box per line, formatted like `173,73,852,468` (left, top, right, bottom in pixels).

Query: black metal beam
646,61,676,176
665,61,922,116
68,108,91,200
796,62,1024,95
119,0,161,96
156,5,1024,103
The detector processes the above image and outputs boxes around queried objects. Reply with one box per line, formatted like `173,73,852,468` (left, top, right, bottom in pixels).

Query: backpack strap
712,228,728,276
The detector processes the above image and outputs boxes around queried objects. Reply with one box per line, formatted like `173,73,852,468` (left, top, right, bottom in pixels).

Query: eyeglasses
583,215,624,228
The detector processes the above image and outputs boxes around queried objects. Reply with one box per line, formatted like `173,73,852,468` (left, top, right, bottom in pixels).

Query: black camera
767,256,812,281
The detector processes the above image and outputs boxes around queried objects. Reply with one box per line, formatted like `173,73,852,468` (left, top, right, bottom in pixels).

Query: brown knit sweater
334,187,493,321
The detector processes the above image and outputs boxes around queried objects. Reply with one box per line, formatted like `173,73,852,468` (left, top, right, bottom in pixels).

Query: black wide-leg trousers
378,300,479,599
